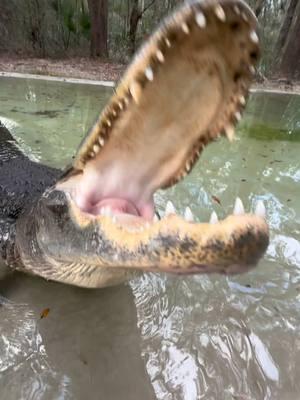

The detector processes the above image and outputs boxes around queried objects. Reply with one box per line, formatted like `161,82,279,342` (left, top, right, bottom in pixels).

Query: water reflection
0,274,155,400
0,77,300,399
131,270,300,399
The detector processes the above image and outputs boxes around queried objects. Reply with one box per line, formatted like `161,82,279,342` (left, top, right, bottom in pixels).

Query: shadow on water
0,272,155,400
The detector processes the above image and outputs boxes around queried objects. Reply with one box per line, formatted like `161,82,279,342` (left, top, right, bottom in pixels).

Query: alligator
0,0,269,288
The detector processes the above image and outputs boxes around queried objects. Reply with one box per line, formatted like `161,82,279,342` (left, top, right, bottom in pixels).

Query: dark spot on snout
250,51,258,61
179,237,197,253
234,71,242,82
230,21,240,31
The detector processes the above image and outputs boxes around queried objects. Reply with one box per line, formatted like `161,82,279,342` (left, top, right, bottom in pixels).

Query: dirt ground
0,56,126,82
1,55,300,94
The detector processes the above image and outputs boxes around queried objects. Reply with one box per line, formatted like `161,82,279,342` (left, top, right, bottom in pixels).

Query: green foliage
79,12,91,38
50,0,90,50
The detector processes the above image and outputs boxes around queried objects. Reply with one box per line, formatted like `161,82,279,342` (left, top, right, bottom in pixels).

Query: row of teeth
80,1,259,167
99,197,266,226
164,197,266,223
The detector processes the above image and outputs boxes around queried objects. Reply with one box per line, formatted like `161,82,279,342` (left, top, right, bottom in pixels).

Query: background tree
272,0,300,81
129,0,156,55
0,0,299,83
87,0,108,58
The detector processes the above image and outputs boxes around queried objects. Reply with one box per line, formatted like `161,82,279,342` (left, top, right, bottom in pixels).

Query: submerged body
0,0,269,288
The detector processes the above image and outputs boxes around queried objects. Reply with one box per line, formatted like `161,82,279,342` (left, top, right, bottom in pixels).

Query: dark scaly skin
0,0,269,288
0,124,60,267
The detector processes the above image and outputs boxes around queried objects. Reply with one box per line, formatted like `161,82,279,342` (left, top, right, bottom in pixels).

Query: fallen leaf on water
40,308,50,319
212,195,221,206
270,159,283,164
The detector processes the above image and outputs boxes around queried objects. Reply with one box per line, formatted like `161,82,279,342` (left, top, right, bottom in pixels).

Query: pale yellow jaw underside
71,0,259,196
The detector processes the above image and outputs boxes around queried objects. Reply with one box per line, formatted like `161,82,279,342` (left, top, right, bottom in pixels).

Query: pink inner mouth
72,159,156,221
76,197,155,220
95,198,140,216
74,184,155,221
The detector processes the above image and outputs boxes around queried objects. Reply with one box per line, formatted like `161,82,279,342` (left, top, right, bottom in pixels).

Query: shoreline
0,56,299,95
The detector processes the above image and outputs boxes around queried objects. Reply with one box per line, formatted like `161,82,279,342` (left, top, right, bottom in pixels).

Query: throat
78,198,141,217
62,165,156,221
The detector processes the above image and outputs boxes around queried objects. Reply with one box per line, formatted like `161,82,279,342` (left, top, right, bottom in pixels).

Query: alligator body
0,0,269,288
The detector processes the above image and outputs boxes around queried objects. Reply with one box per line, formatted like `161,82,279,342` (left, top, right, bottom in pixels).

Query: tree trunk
129,0,156,55
272,0,300,81
254,0,265,18
129,0,141,56
87,0,108,58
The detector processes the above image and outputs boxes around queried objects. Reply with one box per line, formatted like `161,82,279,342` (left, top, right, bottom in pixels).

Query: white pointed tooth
156,50,165,63
195,12,206,28
100,207,107,216
239,95,246,106
235,111,242,122
184,207,194,222
185,161,191,172
233,5,240,15
250,30,259,44
255,200,266,218
93,144,100,153
225,125,235,141
233,197,245,215
101,207,113,217
165,201,176,216
181,22,189,34
215,5,226,21
209,211,219,224
99,137,105,147
112,215,117,223
100,207,108,216
145,67,154,81
242,12,248,22
129,81,142,103
249,65,256,75
165,38,171,48
100,208,105,216
153,215,159,223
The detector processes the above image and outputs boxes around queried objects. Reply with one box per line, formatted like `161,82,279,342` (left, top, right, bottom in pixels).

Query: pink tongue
97,198,139,216
77,197,155,220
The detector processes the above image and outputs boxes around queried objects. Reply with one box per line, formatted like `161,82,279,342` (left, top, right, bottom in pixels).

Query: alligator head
16,0,269,288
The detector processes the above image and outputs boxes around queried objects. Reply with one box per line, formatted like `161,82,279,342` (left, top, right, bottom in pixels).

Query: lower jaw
74,196,267,230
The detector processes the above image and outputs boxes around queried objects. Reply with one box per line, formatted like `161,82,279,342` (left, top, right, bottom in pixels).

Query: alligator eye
42,190,68,215
46,202,67,215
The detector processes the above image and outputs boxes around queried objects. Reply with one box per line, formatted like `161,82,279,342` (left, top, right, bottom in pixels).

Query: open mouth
61,0,259,222
56,0,268,274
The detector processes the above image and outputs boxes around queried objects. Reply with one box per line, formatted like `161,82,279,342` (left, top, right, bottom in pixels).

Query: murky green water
0,76,300,400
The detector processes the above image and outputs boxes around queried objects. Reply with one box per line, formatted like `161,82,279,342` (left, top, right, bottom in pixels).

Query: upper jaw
60,0,260,220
